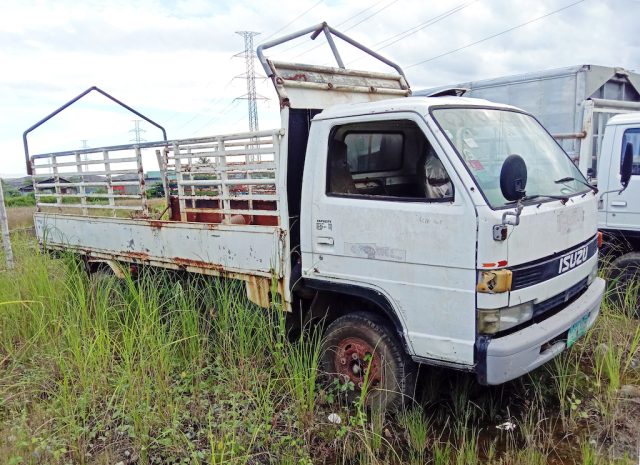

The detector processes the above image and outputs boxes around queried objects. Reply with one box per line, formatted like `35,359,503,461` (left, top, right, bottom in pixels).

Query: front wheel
319,311,416,409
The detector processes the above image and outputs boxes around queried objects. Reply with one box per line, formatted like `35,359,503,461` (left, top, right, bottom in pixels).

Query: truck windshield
431,107,589,208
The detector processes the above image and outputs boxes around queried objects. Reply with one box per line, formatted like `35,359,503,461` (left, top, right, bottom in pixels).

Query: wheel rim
334,337,383,388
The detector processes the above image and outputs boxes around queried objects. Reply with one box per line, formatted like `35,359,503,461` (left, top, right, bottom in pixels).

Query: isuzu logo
558,245,588,274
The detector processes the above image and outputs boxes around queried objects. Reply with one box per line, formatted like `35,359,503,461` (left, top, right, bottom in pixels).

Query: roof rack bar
23,86,168,175
322,25,345,69
256,22,408,83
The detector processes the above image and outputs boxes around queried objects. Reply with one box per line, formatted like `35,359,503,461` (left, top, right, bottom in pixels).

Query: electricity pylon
235,31,268,133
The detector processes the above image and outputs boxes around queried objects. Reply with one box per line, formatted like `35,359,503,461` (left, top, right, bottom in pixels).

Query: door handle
610,200,627,207
316,236,334,246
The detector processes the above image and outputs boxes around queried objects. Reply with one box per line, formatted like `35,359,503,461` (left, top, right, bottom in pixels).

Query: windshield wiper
554,176,598,194
522,193,570,204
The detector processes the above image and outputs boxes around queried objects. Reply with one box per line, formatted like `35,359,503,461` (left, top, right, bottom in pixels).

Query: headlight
478,301,534,334
587,259,598,285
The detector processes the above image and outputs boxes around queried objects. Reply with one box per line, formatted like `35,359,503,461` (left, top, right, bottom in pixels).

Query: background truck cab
597,112,640,309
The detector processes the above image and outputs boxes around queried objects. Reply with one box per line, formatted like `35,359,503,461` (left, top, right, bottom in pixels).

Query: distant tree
146,182,165,198
1,179,21,198
194,156,215,182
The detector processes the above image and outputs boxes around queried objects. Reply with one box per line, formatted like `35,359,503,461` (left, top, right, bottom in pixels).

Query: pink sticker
468,159,484,170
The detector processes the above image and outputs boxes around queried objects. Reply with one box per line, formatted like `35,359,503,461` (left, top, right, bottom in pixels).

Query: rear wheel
608,252,640,316
320,311,416,409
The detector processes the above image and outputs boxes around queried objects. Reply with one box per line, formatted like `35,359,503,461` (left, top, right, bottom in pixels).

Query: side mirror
500,154,528,201
620,142,634,191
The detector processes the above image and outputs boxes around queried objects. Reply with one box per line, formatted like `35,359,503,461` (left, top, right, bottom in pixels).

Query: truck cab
413,67,640,317
297,95,604,394
597,112,640,310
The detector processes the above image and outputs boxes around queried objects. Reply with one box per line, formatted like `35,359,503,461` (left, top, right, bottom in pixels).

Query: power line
334,0,388,28
344,0,478,67
173,79,235,132
374,0,478,52
261,0,324,42
290,0,402,60
167,3,322,128
341,0,402,32
190,100,241,136
277,0,387,55
408,0,586,69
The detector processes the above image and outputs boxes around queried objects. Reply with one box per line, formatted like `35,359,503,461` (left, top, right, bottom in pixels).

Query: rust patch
288,73,308,82
147,219,165,230
246,275,271,308
124,251,150,261
172,257,224,272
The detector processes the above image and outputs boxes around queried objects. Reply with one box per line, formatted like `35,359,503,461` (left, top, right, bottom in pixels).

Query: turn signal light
597,231,603,248
477,269,513,293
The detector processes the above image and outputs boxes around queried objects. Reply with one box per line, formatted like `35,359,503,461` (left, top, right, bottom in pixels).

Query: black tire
608,252,640,316
320,311,416,409
88,264,123,304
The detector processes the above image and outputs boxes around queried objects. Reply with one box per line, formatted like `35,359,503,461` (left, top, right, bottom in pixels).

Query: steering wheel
360,177,387,195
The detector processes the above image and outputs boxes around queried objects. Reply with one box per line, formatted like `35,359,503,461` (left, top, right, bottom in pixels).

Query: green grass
0,236,639,464
4,194,36,207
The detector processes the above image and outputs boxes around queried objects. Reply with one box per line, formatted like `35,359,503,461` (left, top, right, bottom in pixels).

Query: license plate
567,313,590,347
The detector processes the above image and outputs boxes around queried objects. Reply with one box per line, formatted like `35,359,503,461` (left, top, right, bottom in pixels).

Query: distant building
19,177,77,195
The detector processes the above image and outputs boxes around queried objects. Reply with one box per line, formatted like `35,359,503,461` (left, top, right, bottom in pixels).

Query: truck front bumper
477,277,605,385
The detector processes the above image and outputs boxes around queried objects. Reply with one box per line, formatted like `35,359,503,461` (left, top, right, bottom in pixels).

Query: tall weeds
1,235,638,465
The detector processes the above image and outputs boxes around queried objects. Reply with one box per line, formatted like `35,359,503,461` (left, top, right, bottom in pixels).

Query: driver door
303,113,478,365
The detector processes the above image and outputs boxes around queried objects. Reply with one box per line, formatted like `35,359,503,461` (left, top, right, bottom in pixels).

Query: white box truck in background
417,65,640,312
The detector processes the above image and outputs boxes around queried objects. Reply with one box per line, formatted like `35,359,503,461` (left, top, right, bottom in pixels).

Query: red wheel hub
334,337,382,387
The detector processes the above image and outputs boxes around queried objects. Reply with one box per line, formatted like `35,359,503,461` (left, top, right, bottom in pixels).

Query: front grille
510,236,597,290
533,277,589,319
512,268,543,289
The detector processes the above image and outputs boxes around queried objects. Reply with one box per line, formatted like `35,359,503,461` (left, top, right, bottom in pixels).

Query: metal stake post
0,180,15,270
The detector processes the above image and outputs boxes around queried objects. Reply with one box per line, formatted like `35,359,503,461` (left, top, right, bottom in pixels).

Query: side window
327,120,454,201
345,133,403,172
621,128,640,176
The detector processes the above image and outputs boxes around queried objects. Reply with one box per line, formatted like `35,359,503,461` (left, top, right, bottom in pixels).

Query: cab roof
313,96,522,121
606,112,640,126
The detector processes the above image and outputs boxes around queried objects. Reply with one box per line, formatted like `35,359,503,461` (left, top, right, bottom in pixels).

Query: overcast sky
1,0,638,176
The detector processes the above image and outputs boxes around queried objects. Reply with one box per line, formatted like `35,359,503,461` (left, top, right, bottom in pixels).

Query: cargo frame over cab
22,22,412,310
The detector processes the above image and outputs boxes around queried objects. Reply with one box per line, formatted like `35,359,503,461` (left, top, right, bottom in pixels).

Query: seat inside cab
327,119,453,201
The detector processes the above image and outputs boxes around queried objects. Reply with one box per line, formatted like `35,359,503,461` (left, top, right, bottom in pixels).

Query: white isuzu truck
22,24,611,405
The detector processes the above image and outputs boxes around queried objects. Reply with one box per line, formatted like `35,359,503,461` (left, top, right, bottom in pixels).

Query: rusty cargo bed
31,130,290,307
